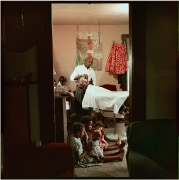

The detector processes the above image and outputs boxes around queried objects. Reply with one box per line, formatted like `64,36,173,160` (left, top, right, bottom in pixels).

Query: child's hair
95,120,104,128
93,130,101,140
80,115,93,125
73,122,84,134
90,111,104,123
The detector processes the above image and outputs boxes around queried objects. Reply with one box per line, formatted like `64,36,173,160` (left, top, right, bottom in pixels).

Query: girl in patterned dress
91,121,126,151
71,122,125,168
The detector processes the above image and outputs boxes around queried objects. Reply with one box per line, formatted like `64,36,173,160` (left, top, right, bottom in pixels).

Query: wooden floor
73,124,129,178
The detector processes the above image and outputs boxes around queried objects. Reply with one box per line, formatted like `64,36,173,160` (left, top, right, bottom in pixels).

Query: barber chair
99,84,129,142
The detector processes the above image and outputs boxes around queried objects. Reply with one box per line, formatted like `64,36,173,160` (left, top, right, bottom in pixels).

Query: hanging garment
105,42,127,74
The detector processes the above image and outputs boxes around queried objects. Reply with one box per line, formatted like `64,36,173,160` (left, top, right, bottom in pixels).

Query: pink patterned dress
105,43,127,74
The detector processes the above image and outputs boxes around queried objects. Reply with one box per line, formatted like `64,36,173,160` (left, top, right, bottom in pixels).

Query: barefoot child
88,130,104,162
92,120,126,151
71,122,125,168
80,115,94,147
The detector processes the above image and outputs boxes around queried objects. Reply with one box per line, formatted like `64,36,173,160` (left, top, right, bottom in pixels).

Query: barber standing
70,55,96,87
70,54,96,119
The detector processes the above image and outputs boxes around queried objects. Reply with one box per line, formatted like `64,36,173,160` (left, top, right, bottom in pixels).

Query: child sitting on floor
92,120,126,151
80,115,94,147
71,122,125,167
88,129,104,162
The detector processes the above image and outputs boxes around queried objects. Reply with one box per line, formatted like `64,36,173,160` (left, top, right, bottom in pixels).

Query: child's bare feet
115,141,120,145
118,149,125,161
118,140,126,149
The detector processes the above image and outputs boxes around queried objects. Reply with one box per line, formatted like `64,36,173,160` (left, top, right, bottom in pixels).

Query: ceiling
51,3,129,25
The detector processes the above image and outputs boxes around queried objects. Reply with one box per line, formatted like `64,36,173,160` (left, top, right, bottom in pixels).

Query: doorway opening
51,3,131,177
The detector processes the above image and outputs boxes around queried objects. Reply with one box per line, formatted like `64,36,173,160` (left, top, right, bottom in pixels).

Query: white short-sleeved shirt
72,137,83,155
70,64,96,85
71,136,103,167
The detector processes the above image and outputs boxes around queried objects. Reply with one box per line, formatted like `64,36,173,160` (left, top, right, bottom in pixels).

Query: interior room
51,3,130,176
1,1,178,179
52,3,130,92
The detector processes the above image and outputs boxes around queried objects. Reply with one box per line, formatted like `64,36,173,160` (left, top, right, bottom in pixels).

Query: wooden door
3,85,30,145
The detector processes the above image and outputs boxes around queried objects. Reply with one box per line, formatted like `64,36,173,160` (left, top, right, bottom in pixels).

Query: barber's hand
89,78,93,85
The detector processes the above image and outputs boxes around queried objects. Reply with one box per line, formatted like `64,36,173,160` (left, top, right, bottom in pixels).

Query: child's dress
91,129,108,149
89,140,104,159
71,136,103,168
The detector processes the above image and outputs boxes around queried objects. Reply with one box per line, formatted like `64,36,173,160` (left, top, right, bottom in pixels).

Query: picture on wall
76,31,102,71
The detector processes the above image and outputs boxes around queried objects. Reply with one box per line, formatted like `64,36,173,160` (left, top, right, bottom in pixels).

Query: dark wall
130,2,146,122
2,2,55,143
130,2,177,126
